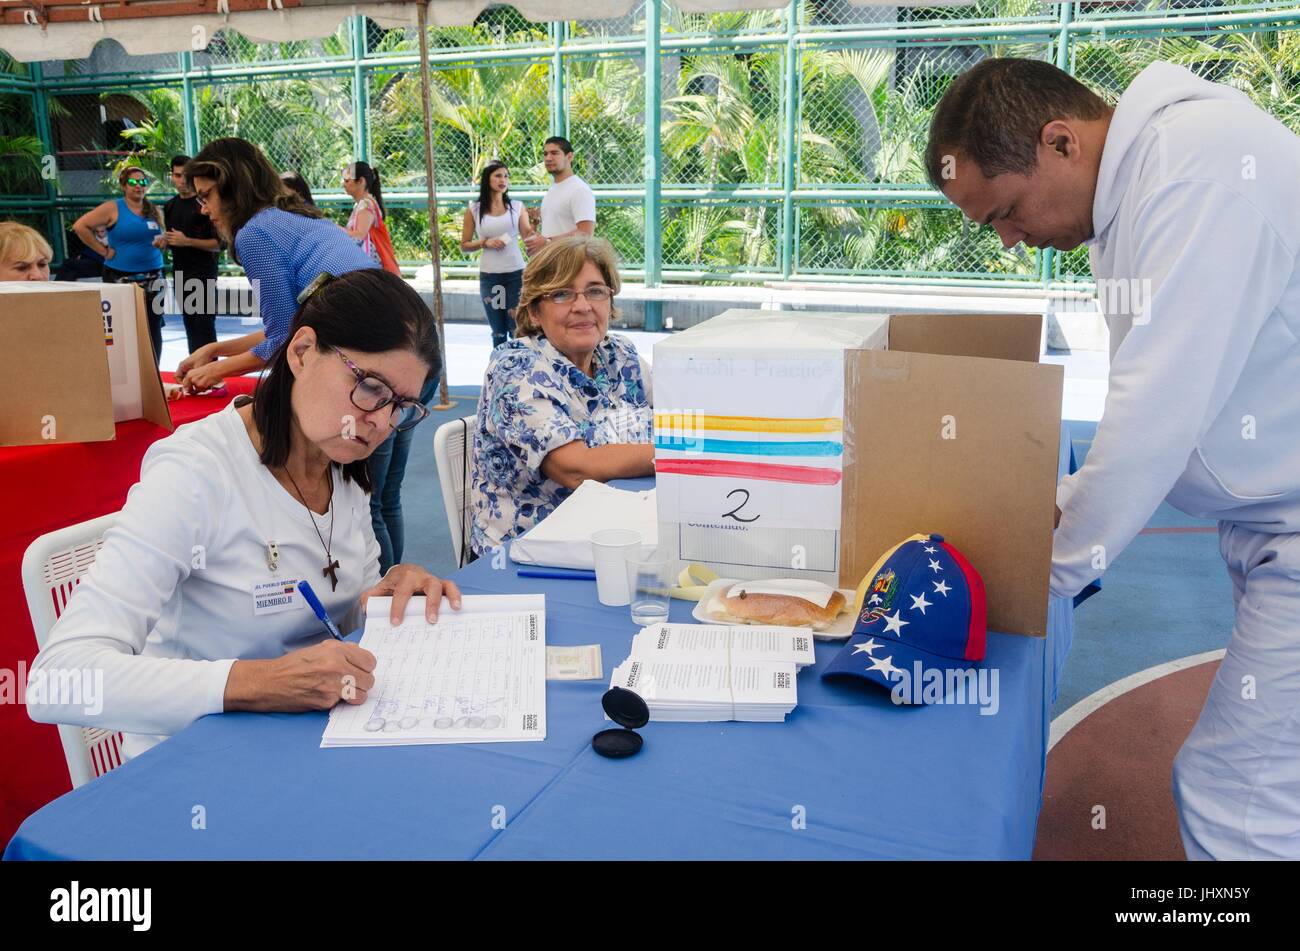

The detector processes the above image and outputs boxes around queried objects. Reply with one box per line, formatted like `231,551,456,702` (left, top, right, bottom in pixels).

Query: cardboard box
654,309,1063,637
0,281,172,447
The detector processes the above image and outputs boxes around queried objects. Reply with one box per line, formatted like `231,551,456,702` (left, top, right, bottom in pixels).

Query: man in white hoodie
925,58,1300,860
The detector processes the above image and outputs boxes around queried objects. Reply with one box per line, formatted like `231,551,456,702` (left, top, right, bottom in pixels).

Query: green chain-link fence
6,1,1300,288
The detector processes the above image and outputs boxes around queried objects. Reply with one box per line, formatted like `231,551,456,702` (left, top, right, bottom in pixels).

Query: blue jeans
368,377,439,574
479,269,523,348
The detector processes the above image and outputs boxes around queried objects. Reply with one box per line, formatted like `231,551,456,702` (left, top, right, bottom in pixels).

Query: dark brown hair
544,135,574,156
251,268,442,493
280,171,316,207
925,58,1110,189
185,137,321,260
118,166,158,223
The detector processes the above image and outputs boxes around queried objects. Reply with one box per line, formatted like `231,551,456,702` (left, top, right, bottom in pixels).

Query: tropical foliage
0,93,43,196
5,5,1300,282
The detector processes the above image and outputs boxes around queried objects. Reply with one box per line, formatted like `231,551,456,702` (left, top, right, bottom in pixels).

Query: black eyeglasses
330,346,430,432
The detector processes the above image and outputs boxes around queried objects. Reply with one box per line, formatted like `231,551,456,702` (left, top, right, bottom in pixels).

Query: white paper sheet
628,623,816,667
509,481,658,569
321,594,546,747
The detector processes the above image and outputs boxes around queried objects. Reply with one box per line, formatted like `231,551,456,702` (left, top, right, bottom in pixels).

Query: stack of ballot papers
321,594,546,747
510,480,657,570
609,623,815,722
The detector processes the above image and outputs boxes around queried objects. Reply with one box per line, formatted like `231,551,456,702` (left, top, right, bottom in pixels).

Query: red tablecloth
0,373,258,845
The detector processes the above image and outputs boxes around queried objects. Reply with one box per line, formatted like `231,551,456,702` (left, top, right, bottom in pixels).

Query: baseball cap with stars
821,533,986,699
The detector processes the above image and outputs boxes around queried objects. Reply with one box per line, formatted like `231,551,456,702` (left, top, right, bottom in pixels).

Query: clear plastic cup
590,529,641,606
626,546,672,626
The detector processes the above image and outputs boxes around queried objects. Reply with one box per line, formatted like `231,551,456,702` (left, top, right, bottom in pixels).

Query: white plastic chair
434,414,478,569
21,512,125,789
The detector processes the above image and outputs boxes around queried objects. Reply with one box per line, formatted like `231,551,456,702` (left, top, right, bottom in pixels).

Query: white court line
1048,649,1227,752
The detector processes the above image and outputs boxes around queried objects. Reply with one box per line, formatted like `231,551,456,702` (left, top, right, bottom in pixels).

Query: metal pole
550,21,567,138
179,51,199,155
780,0,798,279
29,62,64,263
352,15,369,162
642,0,663,331
417,0,453,410
1039,1,1075,287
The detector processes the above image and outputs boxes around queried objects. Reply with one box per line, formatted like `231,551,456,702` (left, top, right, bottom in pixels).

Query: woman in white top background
27,269,461,761
461,161,534,348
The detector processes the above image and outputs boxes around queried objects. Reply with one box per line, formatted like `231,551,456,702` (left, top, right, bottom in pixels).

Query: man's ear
1041,119,1078,160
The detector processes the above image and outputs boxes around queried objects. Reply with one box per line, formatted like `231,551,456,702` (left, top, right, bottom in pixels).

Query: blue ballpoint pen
298,579,344,640
517,567,598,581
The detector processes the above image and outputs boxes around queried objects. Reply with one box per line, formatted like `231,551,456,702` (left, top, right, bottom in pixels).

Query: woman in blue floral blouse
470,236,655,556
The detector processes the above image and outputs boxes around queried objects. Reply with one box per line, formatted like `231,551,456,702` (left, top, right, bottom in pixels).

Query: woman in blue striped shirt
176,138,376,394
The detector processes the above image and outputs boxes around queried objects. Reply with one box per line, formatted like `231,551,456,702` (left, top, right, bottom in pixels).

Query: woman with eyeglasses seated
470,236,654,558
72,166,169,364
175,137,377,394
26,269,459,762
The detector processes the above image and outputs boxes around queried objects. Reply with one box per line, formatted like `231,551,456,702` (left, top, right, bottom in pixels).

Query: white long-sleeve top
27,402,382,760
1051,63,1300,598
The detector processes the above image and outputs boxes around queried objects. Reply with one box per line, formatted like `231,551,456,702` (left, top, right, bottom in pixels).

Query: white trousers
1172,522,1300,859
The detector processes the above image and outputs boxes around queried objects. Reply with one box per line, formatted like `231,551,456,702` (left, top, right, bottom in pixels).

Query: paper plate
689,578,856,640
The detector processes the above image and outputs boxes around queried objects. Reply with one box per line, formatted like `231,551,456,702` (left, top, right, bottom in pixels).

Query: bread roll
711,583,847,630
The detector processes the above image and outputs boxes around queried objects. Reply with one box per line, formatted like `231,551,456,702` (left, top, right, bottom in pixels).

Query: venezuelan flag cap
821,533,986,699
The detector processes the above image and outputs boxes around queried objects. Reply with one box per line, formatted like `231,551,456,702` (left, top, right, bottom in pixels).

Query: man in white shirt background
525,136,596,255
926,58,1300,860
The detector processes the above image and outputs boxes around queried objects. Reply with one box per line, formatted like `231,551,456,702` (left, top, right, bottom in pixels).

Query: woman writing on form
27,269,460,761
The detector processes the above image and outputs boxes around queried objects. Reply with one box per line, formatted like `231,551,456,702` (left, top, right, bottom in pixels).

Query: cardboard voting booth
0,281,172,447
654,309,1063,637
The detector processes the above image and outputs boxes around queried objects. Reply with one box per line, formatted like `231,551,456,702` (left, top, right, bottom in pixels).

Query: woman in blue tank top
73,166,168,365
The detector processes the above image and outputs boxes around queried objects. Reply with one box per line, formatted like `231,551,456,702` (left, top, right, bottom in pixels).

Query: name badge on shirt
147,221,159,230
253,578,300,616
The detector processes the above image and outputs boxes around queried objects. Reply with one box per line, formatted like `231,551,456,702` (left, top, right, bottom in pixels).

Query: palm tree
0,93,43,195
194,75,354,191
368,57,549,189
565,55,645,185
113,87,186,183
662,48,836,268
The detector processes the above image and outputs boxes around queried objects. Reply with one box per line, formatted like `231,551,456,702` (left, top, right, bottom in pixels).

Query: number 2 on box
722,488,760,523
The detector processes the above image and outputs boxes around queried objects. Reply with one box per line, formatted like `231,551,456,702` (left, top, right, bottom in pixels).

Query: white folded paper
510,481,658,570
609,623,805,722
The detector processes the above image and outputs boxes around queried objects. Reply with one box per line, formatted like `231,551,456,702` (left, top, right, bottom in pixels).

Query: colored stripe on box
654,458,842,485
654,437,843,457
654,413,842,434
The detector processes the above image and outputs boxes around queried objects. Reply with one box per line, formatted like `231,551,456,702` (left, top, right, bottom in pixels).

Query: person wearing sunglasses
26,269,460,764
72,165,169,364
470,235,654,557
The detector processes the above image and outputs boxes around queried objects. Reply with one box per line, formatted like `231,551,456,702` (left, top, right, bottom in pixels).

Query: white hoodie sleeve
26,441,237,735
1051,180,1295,597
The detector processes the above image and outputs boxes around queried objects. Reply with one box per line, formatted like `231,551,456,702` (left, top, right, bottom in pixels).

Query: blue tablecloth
5,428,1075,860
